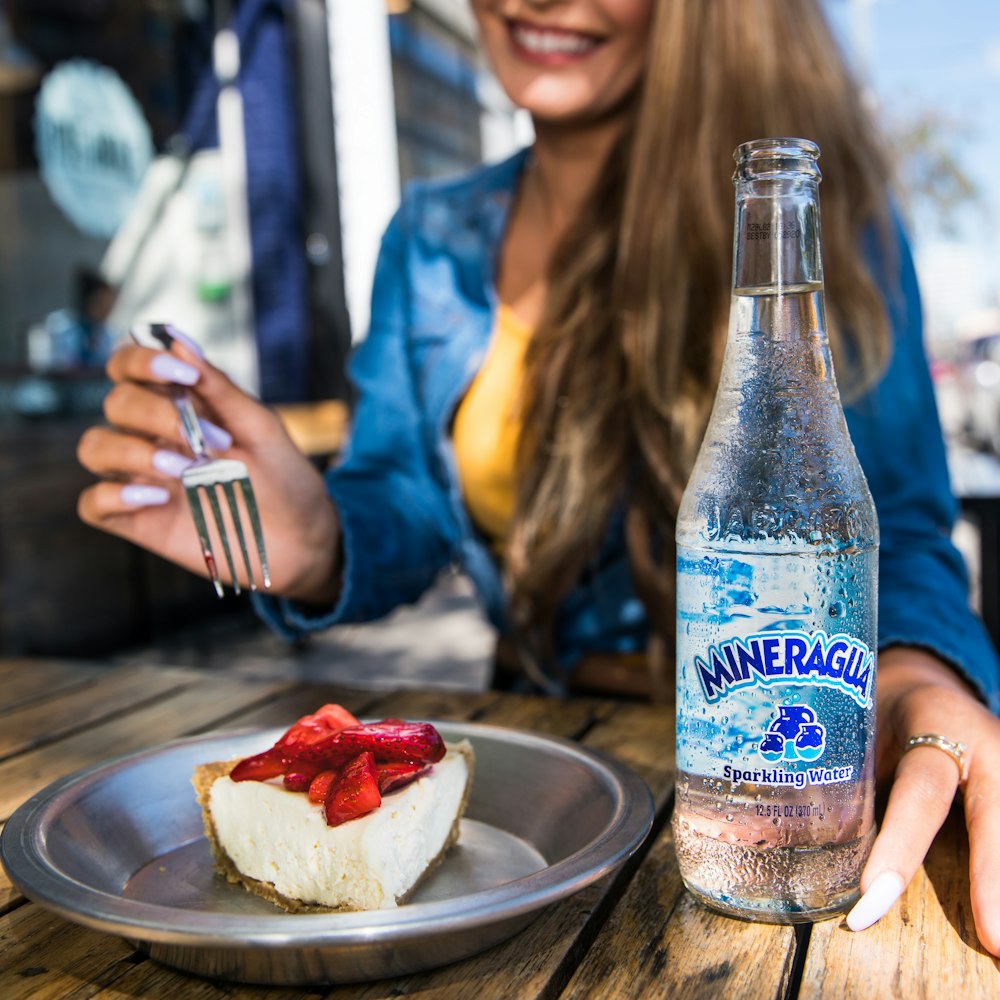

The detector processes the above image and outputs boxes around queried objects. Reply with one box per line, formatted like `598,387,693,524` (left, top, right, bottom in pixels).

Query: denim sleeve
254,200,459,638
846,220,1000,712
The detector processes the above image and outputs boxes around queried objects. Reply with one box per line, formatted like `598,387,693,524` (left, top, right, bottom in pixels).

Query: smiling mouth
507,19,603,61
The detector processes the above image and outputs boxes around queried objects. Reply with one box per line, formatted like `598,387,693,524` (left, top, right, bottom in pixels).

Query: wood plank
583,699,675,799
561,825,796,999
189,683,383,735
0,673,296,821
91,959,324,1000
0,659,112,712
0,901,137,1000
0,666,197,760
0,902,310,1000
366,687,501,723
325,881,613,1000
800,806,1000,997
0,823,18,915
466,689,611,738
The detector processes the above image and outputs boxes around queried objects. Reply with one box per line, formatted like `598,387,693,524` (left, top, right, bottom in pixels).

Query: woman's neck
497,115,626,326
525,117,623,242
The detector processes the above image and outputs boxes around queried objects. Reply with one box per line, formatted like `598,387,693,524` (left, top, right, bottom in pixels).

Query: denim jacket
256,148,1000,711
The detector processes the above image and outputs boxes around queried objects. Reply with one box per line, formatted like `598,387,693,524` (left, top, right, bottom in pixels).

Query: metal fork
131,323,270,597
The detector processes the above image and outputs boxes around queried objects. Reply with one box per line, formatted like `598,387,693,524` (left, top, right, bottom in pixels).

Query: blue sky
822,0,1000,341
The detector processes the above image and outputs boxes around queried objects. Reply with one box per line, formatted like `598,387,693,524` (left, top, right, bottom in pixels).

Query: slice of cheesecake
194,741,474,912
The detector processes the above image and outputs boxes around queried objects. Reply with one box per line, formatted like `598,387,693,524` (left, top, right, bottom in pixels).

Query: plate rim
1,720,654,949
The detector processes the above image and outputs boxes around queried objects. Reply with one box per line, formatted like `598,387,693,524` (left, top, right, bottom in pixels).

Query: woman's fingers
847,649,1000,955
107,341,286,450
103,380,186,442
78,425,194,481
846,742,960,930
963,743,1000,954
107,343,200,387
78,479,175,522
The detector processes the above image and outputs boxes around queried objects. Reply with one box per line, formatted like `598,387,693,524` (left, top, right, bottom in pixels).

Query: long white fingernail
152,449,193,478
121,484,171,507
846,871,905,931
151,354,199,386
199,418,232,451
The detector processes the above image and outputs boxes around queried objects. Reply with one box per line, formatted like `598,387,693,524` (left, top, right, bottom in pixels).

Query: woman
77,0,1000,951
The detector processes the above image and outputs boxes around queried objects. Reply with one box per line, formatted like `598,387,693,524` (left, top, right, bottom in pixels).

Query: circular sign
34,59,154,239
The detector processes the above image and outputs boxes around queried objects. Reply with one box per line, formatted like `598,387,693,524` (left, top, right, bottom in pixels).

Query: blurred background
823,0,1000,472
0,0,995,661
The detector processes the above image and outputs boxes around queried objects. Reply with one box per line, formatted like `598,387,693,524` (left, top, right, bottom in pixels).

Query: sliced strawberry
301,721,446,766
276,703,360,758
376,761,430,794
282,768,320,793
229,747,286,782
325,752,381,827
286,738,357,769
307,769,338,804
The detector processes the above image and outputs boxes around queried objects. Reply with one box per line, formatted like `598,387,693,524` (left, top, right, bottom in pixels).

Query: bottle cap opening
733,137,821,182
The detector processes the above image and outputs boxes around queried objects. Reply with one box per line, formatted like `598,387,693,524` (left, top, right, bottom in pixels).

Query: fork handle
131,323,210,459
171,390,210,459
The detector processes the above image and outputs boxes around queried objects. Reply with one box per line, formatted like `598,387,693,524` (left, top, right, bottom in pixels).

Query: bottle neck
732,175,823,293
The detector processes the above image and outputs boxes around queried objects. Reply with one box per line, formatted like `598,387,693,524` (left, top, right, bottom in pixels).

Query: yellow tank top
452,304,531,544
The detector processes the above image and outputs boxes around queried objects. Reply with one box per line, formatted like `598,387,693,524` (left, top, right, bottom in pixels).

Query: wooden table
1,658,997,998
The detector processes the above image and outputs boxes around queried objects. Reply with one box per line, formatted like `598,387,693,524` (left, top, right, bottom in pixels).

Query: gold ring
902,733,968,783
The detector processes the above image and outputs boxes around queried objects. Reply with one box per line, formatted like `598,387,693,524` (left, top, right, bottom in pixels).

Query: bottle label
675,548,877,797
679,628,873,785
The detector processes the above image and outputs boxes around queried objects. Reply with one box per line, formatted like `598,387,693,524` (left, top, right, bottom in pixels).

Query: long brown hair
505,0,894,678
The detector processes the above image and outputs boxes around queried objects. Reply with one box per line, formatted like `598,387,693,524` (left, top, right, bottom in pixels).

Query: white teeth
512,25,598,55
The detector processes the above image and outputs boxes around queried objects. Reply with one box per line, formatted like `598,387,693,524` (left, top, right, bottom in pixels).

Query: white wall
327,1,400,341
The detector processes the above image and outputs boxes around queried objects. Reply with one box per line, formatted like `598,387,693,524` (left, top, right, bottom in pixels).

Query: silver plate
1,721,653,985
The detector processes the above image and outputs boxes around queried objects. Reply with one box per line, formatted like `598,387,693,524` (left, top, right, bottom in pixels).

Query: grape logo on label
758,705,826,762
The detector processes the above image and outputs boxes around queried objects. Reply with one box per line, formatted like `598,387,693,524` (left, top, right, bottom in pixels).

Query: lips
507,19,603,64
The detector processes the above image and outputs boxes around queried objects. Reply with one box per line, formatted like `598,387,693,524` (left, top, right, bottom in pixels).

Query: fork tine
222,481,256,591
185,485,225,598
237,479,271,589
204,483,241,595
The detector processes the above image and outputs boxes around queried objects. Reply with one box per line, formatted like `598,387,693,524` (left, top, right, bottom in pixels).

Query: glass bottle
671,137,879,922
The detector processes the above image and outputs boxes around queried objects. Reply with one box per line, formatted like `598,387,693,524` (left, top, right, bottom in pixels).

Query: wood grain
0,673,294,821
800,807,1000,997
0,665,196,759
561,825,796,1000
0,658,107,713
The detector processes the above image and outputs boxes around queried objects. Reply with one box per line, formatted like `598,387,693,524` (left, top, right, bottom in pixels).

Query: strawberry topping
226,705,445,827
229,747,286,782
275,703,360,757
299,720,446,766
376,761,431,794
325,751,381,827
307,769,338,804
